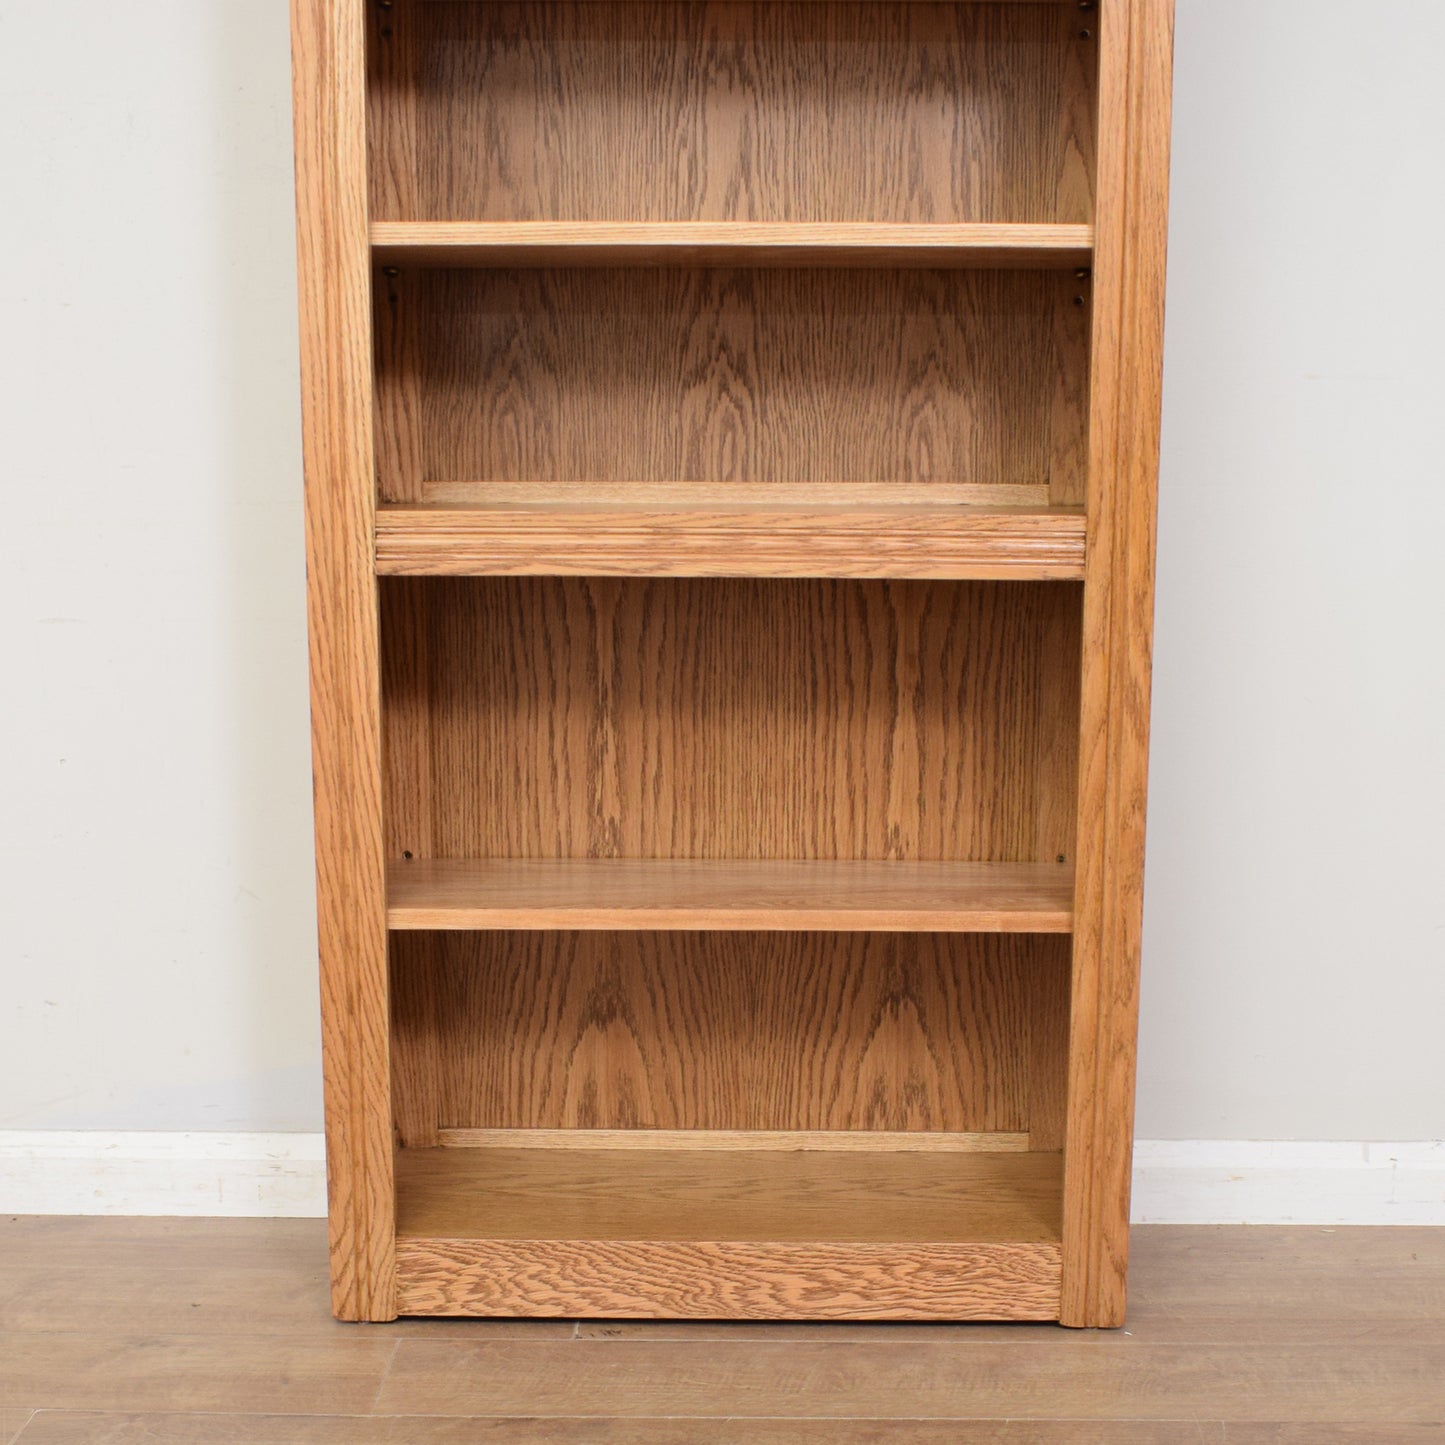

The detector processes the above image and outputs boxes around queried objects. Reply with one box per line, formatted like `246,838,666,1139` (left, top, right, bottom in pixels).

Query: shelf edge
375,504,1088,581
394,1237,1063,1319
371,221,1095,270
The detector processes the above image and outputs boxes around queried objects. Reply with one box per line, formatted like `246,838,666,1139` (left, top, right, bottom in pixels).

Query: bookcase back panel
369,1,1096,224
390,930,1070,1138
374,268,1089,495
381,576,1080,863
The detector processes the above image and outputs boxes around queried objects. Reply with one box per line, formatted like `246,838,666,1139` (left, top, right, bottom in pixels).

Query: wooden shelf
386,858,1075,933
394,1143,1063,1319
375,486,1086,580
371,221,1095,270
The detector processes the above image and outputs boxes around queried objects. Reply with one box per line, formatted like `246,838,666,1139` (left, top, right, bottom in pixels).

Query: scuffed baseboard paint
0,1131,327,1217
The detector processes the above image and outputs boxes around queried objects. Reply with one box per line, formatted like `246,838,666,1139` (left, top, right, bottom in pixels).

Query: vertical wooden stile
1062,0,1175,1328
291,0,397,1321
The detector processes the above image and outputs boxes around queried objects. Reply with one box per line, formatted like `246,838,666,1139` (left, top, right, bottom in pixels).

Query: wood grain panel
374,501,1087,580
395,1146,1062,1241
379,578,1082,863
1062,0,1175,1330
12,1221,1445,1435
368,2,1096,224
386,858,1074,931
389,931,1071,1136
369,220,1096,269
395,1238,1062,1320
375,268,1089,497
1027,933,1071,1153
372,1332,1445,1420
289,0,396,1322
372,269,425,503
23,1424,1445,1445
392,1145,1062,1318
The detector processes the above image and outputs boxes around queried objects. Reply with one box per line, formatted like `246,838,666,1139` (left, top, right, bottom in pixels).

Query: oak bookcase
290,0,1173,1325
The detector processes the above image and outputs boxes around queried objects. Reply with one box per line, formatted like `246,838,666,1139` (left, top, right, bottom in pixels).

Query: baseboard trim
1,1132,1441,1224
1130,1139,1445,1225
0,1131,328,1217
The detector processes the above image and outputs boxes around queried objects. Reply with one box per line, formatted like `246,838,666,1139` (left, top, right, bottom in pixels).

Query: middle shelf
371,221,1095,271
375,485,1086,580
387,858,1075,934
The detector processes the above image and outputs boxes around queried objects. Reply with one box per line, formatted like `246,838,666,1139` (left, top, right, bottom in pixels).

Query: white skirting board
1129,1140,1445,1225
0,1132,1441,1224
0,1132,329,1218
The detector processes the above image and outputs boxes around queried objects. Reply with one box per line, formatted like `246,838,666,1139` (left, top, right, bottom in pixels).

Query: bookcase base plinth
394,1144,1064,1321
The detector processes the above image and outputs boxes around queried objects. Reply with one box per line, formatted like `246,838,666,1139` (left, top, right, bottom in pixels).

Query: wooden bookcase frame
290,0,1173,1325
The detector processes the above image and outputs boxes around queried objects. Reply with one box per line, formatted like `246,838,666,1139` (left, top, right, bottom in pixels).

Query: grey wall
2,1,1442,1140
1138,1,1445,1137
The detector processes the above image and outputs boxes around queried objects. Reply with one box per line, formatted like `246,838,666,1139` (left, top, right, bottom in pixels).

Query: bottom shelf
394,1141,1063,1320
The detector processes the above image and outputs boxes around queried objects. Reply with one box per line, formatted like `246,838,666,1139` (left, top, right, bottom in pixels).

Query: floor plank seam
19,1413,1445,1427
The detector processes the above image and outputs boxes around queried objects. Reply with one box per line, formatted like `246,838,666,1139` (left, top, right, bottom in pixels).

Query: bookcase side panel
292,0,396,1321
1062,0,1175,1329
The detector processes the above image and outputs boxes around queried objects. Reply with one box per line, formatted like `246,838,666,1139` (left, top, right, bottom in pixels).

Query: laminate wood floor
1,1219,1441,1441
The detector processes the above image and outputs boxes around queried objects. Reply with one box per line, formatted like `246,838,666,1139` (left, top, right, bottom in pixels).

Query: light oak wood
0,1324,399,1418
416,480,1050,506
371,220,1095,268
295,0,1173,1325
374,1331,1445,1422
389,932,1070,1138
289,0,396,1322
11,1221,1443,1432
395,1145,1062,1243
1061,0,1176,1330
395,1238,1062,1320
434,1129,1031,1153
411,1,1087,4
407,0,1088,3
372,268,1090,499
379,578,1081,862
368,2,1095,223
20,1425,1445,1445
392,1145,1063,1318
375,501,1087,580
387,858,1074,931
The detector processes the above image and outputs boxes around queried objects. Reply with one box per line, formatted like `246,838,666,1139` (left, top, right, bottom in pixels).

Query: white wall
2,1,1442,1143
0,3,321,1129
1139,0,1445,1139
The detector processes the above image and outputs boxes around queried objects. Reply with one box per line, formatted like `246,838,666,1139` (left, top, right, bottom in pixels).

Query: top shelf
370,222,1095,271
